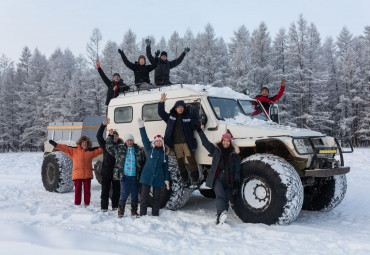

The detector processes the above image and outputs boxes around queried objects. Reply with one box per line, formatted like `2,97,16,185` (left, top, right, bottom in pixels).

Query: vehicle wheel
93,160,103,185
41,152,73,193
165,151,193,210
302,174,347,211
233,154,304,225
199,188,216,199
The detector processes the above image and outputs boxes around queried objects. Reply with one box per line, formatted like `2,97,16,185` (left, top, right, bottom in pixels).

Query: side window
114,106,133,123
142,103,161,121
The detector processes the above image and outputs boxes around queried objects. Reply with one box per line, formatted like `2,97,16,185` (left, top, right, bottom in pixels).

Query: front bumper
305,167,350,177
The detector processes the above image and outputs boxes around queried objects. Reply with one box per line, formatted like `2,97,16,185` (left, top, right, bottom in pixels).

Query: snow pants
74,179,91,205
120,175,139,203
213,172,232,214
101,177,120,210
140,183,161,216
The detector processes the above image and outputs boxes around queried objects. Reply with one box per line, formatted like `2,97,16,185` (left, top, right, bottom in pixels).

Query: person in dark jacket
96,60,130,106
117,48,157,86
96,118,121,212
145,39,190,86
158,93,202,186
255,78,286,113
106,128,146,218
137,118,170,217
197,129,241,225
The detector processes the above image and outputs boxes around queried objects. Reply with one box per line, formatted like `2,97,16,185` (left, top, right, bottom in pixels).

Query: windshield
208,97,244,119
238,100,268,121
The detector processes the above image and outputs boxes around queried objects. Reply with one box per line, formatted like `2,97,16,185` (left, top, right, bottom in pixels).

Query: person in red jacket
49,136,103,206
255,78,286,113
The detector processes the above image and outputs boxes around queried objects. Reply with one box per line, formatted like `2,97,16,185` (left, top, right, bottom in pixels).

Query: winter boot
189,170,199,188
180,170,189,185
118,200,126,218
131,201,139,217
216,211,227,225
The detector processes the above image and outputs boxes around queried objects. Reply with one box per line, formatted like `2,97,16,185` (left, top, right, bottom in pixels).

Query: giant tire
41,152,74,193
302,174,347,211
233,154,304,225
146,185,171,209
165,151,193,210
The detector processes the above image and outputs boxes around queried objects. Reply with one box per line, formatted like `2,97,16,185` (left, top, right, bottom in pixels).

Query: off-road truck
42,84,353,224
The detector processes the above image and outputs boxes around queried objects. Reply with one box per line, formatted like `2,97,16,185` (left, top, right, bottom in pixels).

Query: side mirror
269,104,280,124
243,88,250,95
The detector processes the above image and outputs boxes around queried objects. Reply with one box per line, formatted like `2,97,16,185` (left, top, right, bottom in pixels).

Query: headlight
293,139,307,154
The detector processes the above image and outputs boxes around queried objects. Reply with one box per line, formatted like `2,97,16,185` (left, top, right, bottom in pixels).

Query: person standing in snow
96,60,130,106
96,118,121,212
137,118,170,216
117,48,157,86
158,93,202,186
145,39,189,86
196,128,241,225
49,136,103,207
255,78,286,113
105,128,146,218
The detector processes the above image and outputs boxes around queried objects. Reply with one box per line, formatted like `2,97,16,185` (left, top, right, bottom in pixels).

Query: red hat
221,133,232,141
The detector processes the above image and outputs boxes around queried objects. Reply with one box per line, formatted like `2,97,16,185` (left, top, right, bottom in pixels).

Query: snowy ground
0,149,369,255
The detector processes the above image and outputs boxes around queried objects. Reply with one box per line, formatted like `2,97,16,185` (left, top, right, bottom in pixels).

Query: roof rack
122,83,184,96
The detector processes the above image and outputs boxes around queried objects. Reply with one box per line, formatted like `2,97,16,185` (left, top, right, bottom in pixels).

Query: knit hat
113,73,121,78
150,135,166,162
123,133,134,143
261,86,269,93
113,130,119,136
160,51,167,57
174,100,186,108
221,133,232,142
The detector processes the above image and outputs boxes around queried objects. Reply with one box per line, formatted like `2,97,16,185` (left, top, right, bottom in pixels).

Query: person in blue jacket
158,93,202,186
137,118,170,216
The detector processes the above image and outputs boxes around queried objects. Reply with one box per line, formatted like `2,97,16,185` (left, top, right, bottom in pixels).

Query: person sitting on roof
255,78,286,113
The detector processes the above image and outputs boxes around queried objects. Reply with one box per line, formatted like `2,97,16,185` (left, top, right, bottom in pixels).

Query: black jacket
158,101,199,151
146,46,186,86
97,67,129,105
118,50,156,84
96,124,123,178
198,131,241,188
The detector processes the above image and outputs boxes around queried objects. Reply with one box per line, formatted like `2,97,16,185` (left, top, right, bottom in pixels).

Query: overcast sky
1,0,369,62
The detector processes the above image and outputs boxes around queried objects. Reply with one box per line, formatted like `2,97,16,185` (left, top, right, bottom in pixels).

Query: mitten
155,50,160,57
137,118,144,128
145,39,151,46
164,181,170,190
49,140,57,147
184,47,190,53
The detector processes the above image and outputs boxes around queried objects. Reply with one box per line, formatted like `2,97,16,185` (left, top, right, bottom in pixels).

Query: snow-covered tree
86,28,103,67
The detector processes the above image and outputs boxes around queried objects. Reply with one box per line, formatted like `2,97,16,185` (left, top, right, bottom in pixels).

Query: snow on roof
115,84,253,100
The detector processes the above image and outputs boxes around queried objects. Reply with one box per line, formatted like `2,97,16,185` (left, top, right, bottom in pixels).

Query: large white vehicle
42,84,353,225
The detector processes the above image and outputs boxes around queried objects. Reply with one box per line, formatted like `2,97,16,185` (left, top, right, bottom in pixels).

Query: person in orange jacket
49,136,103,206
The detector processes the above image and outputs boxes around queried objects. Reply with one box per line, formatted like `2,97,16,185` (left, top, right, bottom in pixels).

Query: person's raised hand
137,118,144,128
103,118,110,126
281,78,286,87
145,39,151,46
109,129,114,135
160,93,167,103
184,47,190,54
155,50,160,57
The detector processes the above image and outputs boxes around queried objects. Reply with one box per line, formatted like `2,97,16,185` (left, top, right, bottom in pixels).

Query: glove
118,48,123,55
145,39,151,46
232,182,240,196
184,47,190,54
164,181,170,190
137,118,144,128
49,140,57,147
193,124,202,132
155,50,160,57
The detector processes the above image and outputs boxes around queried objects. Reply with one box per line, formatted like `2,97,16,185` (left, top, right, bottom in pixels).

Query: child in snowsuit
145,39,190,86
117,49,157,86
96,60,130,106
96,118,121,212
158,93,201,186
255,78,286,113
196,129,241,225
49,136,103,206
138,118,170,216
106,129,146,218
